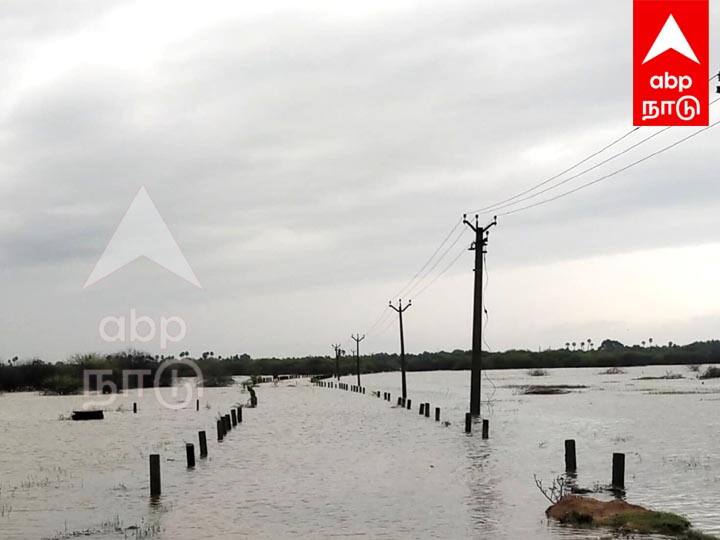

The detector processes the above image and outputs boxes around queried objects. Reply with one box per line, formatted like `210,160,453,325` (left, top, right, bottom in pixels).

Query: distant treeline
0,351,236,395
2,339,720,394
253,339,720,376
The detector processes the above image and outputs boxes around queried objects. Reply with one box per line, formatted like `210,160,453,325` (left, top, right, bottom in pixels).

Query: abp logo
633,0,709,126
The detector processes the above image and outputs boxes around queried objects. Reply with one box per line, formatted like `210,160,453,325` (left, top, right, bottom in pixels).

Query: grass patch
40,375,82,395
603,511,690,535
635,370,684,380
699,366,720,379
547,496,719,540
603,511,719,539
509,384,587,395
600,367,626,375
523,385,586,395
507,384,587,389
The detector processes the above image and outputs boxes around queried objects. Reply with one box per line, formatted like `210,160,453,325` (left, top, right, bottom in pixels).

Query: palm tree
572,341,576,350
648,337,653,347
641,340,646,348
565,342,570,350
587,338,592,351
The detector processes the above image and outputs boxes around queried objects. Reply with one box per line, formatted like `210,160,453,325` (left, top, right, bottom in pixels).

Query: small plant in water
533,474,571,504
528,369,548,377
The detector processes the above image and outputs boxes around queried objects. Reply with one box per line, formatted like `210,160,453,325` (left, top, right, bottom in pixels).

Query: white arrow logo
84,187,201,288
643,14,699,64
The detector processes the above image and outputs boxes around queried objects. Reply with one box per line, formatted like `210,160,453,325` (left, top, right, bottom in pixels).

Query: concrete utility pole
332,344,344,381
463,214,497,416
351,334,365,387
389,299,412,401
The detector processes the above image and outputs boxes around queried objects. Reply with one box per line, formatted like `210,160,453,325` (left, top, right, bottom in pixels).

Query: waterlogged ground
0,366,719,539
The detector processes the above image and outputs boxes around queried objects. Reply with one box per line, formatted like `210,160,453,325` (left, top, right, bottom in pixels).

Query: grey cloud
1,0,718,358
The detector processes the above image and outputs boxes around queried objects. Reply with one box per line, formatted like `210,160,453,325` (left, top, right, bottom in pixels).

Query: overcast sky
1,0,719,362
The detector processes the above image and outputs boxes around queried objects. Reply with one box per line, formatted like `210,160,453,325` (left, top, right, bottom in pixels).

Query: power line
470,127,640,214
398,124,670,305
469,76,719,216
474,126,673,215
394,219,462,299
404,226,466,299
365,219,462,336
403,124,644,304
480,252,497,413
412,244,467,299
376,312,396,336
498,118,720,217
405,110,720,375
367,79,720,336
366,305,393,335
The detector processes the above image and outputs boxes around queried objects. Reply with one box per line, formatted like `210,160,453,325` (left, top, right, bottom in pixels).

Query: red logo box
633,0,708,126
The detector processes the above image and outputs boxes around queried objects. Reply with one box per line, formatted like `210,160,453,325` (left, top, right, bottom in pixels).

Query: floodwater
1,365,719,539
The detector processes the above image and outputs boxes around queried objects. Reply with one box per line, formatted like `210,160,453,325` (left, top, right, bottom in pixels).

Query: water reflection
463,436,500,532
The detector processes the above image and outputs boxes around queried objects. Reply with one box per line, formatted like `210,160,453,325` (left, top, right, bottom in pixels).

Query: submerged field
0,365,718,539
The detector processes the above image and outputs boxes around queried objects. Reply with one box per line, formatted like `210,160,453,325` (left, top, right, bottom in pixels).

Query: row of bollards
316,380,488,432
150,403,249,497
564,439,626,489
217,406,244,442
316,380,368,394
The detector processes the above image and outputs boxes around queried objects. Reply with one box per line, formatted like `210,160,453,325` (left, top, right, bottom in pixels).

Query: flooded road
1,365,719,539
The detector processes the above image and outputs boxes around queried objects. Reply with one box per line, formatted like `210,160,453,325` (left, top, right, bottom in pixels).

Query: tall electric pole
351,333,365,387
332,343,344,381
463,214,497,416
389,299,412,401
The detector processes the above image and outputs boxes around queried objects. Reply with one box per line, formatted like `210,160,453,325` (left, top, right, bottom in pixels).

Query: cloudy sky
1,0,719,361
